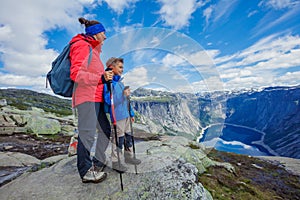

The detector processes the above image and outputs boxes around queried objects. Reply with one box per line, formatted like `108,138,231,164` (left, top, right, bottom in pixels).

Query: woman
69,17,113,183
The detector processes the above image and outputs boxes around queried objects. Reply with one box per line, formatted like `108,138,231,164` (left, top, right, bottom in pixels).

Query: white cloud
0,73,45,87
276,71,300,85
123,67,149,90
214,34,300,90
184,50,220,66
203,6,214,25
112,23,143,33
247,10,258,18
161,54,186,67
224,76,268,90
220,69,252,79
0,0,92,88
101,0,139,14
157,0,203,30
253,1,300,37
259,0,299,10
176,76,224,92
203,0,239,28
161,49,219,68
0,0,86,71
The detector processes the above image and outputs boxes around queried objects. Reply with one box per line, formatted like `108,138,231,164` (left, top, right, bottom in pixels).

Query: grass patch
199,149,300,200
188,143,200,149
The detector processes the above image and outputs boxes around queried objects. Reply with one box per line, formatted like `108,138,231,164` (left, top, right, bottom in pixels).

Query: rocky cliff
131,98,201,139
131,88,224,139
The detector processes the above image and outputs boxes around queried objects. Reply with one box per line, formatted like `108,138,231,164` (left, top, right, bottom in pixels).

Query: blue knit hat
85,23,105,36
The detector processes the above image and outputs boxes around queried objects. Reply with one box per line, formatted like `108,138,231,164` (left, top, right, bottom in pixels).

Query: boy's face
112,61,124,75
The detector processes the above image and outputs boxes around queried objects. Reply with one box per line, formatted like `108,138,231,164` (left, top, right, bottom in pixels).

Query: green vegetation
188,143,201,149
0,89,72,116
199,149,300,200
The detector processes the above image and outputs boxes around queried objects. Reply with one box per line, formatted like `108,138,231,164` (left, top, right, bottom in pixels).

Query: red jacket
69,34,105,107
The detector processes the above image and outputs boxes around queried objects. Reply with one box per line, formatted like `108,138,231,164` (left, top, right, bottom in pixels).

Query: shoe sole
82,173,107,184
113,169,127,173
125,160,141,165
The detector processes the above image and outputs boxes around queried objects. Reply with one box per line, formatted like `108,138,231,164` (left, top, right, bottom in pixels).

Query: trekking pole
127,95,138,174
109,81,124,191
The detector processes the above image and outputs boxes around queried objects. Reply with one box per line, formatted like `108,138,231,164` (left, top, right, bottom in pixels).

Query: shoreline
198,123,279,156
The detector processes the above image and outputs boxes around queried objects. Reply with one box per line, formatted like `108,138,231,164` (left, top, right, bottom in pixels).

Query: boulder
0,152,40,167
61,124,76,136
25,115,61,135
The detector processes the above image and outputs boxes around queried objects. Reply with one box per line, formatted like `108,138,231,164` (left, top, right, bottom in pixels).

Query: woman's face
94,32,106,44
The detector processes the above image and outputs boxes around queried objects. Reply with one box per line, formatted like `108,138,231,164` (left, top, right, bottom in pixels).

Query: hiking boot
125,156,142,165
124,151,141,165
94,160,107,173
82,167,107,183
112,162,127,173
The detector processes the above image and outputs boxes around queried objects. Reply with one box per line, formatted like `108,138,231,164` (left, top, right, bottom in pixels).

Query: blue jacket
103,75,134,122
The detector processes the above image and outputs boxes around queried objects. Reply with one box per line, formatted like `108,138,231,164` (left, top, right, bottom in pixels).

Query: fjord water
200,124,272,156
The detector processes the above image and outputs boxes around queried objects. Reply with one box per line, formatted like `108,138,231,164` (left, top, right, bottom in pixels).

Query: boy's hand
131,117,135,123
104,70,113,81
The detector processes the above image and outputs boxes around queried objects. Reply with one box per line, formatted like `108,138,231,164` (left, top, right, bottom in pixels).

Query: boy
103,57,141,172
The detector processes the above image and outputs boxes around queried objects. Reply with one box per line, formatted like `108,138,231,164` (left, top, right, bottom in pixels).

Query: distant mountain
224,86,300,158
1,86,299,158
131,86,300,159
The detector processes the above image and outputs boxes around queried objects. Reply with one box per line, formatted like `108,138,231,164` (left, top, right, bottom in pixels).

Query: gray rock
42,155,68,165
0,136,235,199
0,106,76,136
61,124,76,136
0,152,40,167
0,127,16,135
25,115,61,135
258,156,300,176
0,99,7,106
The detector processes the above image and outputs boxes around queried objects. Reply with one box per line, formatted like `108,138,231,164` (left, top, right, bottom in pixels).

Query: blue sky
0,0,300,93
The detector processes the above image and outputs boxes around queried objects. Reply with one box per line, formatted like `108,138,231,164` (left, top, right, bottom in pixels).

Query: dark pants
124,133,133,148
76,102,111,178
113,133,132,149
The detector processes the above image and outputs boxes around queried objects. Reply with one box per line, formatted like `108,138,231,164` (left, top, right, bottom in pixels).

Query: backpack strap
87,46,92,68
69,39,93,68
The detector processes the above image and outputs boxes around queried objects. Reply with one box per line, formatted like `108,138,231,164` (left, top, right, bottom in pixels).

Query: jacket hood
113,75,121,82
70,34,101,48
